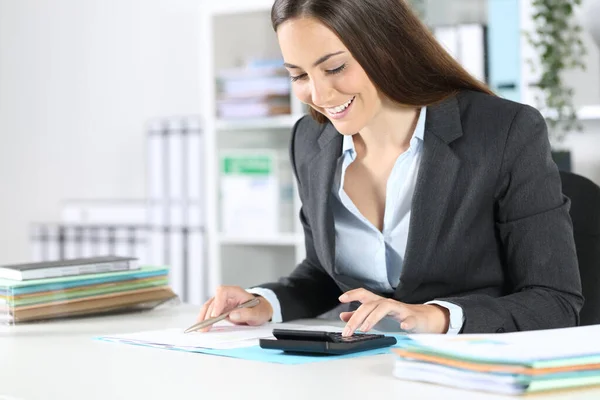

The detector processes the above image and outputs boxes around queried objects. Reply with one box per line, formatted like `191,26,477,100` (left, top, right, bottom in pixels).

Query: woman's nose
309,78,333,107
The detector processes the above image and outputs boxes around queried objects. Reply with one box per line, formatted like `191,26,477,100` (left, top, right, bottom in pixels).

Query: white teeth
326,97,354,114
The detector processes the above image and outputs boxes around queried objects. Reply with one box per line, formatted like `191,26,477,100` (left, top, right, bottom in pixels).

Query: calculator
259,329,397,355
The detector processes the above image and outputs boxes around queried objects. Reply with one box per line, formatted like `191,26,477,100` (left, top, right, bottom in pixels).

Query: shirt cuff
426,300,464,335
245,287,283,323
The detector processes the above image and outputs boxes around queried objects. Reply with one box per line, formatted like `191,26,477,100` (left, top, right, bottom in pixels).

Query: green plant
525,0,587,146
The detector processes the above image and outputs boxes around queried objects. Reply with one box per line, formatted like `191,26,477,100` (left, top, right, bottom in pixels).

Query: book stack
392,325,600,395
216,60,291,119
0,256,177,324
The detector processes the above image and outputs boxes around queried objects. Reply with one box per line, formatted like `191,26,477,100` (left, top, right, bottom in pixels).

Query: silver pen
184,297,260,333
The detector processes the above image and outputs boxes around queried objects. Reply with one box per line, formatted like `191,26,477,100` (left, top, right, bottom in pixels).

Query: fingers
211,286,233,318
339,288,382,304
343,300,394,336
199,301,217,332
196,297,214,322
195,286,257,332
400,315,418,332
358,299,399,332
343,301,379,336
339,311,354,322
195,297,216,332
229,307,263,326
339,297,439,334
342,299,402,336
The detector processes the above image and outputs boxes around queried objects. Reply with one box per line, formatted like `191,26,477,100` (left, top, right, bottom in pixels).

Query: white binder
458,24,486,82
168,227,185,299
148,226,167,267
186,118,204,201
149,200,167,227
168,119,184,201
434,24,487,83
434,25,459,60
81,227,94,258
187,201,203,227
63,226,78,260
114,227,130,258
45,225,60,261
186,228,205,305
169,202,185,227
133,227,150,262
147,121,166,201
95,227,110,257
30,224,46,262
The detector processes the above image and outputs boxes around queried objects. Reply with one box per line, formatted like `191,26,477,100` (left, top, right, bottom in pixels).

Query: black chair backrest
560,171,600,326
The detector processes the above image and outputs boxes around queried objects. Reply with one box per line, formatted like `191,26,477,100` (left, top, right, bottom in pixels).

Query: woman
196,0,583,335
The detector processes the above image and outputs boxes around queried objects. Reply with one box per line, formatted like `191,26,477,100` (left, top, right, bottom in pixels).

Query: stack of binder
0,257,176,324
216,60,291,119
29,222,150,263
392,325,600,395
146,116,205,304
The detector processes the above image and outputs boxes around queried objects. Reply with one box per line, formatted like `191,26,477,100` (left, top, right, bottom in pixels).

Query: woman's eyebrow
283,51,345,69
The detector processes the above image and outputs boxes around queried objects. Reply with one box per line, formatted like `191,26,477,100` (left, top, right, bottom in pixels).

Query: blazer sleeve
252,117,342,321
438,105,584,333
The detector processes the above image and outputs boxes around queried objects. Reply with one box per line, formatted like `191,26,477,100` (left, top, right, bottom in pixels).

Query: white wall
0,0,203,263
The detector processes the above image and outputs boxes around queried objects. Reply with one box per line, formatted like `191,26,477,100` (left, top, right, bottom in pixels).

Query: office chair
560,171,600,326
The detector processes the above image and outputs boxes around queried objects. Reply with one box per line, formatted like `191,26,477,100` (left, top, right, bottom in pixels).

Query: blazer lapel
396,95,463,298
307,123,343,273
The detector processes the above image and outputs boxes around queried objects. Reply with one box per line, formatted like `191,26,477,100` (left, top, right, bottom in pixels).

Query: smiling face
277,17,384,135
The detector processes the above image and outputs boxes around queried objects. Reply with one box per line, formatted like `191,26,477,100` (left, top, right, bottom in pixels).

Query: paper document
100,321,343,350
402,324,600,365
392,324,600,395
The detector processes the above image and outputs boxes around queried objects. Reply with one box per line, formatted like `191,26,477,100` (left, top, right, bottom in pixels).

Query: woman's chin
328,119,360,135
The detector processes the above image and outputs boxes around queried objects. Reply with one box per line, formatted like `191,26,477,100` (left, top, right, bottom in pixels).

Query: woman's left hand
338,288,449,336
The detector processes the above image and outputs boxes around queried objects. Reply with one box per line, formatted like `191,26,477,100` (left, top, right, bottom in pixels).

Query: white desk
1,304,599,400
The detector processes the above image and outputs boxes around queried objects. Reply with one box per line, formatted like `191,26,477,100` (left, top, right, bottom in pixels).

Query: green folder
3,277,169,307
0,265,169,296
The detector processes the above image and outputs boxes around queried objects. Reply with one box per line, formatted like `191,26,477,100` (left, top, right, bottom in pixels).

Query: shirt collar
342,132,355,154
414,106,426,141
341,106,427,155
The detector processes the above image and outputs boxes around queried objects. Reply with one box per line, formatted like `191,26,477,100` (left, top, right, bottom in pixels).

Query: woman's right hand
195,285,274,332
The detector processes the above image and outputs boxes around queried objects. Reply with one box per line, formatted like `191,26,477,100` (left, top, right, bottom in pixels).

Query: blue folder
97,334,411,365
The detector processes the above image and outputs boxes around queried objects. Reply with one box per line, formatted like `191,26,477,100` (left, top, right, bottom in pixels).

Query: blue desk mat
96,334,411,365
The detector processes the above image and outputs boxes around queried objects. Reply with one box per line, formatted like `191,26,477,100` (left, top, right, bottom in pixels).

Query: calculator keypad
327,332,385,343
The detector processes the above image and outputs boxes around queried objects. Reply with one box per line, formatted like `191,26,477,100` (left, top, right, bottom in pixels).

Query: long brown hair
271,0,495,123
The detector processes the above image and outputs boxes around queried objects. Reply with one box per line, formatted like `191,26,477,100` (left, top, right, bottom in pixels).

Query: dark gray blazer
256,90,584,334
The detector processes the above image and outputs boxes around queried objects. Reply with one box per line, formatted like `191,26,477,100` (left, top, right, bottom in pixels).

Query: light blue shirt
250,107,464,334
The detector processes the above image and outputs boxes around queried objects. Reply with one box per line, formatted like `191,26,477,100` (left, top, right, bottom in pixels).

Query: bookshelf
200,0,307,297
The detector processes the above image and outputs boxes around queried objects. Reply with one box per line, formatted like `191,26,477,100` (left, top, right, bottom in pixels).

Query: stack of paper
0,266,176,323
392,325,600,395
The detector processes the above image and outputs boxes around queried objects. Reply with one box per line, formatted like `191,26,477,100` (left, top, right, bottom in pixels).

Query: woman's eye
290,73,307,82
290,64,345,82
327,64,346,75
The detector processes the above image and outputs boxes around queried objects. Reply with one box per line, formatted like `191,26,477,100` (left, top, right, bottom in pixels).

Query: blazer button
496,327,505,333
